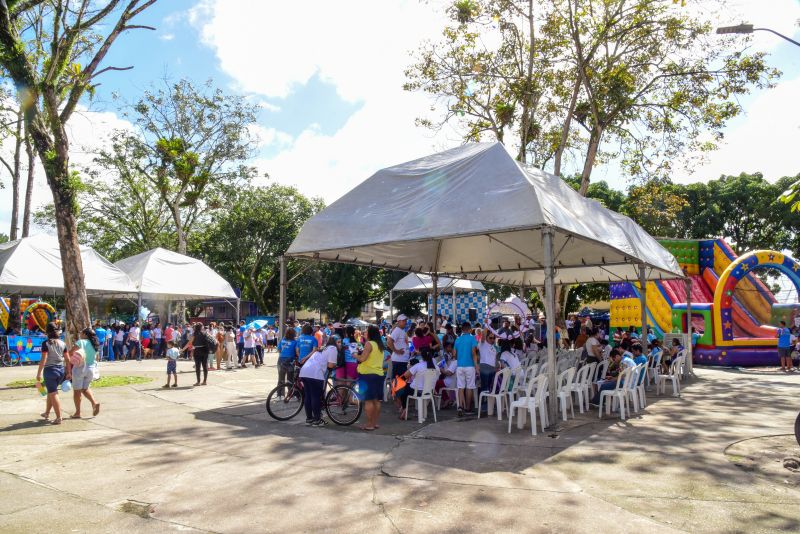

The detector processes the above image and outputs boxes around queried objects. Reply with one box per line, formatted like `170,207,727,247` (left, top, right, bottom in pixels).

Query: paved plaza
1,356,799,533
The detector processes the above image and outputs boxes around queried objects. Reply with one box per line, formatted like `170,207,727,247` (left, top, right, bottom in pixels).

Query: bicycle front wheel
266,382,304,421
7,350,20,366
325,385,362,426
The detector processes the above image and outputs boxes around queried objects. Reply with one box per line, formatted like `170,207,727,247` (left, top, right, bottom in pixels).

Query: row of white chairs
391,350,686,427
507,353,686,435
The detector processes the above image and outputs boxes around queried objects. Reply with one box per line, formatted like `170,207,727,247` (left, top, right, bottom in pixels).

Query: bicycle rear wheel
8,350,20,366
325,385,362,426
266,382,304,421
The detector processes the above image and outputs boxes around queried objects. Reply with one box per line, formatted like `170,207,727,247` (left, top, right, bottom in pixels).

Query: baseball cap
396,314,408,321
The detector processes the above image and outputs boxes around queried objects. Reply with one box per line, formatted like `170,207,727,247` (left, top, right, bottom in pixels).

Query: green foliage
405,0,780,192
192,185,323,313
116,79,259,251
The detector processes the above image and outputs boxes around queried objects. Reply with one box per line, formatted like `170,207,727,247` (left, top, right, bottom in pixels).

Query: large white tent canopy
0,234,137,295
284,142,689,427
287,142,683,285
392,273,485,293
114,248,237,301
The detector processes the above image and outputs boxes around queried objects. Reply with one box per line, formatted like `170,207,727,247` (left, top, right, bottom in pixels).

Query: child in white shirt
164,341,180,388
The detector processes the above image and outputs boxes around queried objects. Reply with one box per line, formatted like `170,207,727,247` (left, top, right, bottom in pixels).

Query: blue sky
2,0,800,235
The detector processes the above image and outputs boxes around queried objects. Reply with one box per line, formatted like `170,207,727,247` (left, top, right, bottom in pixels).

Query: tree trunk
22,129,35,237
169,203,187,254
37,129,91,340
554,74,581,177
9,109,23,240
578,125,603,196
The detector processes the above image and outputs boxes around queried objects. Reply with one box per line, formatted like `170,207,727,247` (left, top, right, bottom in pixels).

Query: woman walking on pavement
69,327,101,419
35,322,69,425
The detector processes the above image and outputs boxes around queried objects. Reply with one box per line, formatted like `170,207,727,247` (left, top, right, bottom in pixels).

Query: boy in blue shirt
777,321,794,371
454,321,479,417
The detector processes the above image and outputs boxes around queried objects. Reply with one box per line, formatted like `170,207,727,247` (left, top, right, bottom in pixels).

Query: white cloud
160,33,175,41
195,0,454,203
248,124,293,149
0,106,133,236
676,75,800,184
194,0,800,204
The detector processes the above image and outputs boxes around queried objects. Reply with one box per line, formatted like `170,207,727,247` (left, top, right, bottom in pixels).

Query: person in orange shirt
313,325,324,348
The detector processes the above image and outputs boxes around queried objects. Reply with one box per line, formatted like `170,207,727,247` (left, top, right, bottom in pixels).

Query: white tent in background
114,248,237,301
390,273,486,322
0,234,136,295
284,142,687,428
392,273,485,292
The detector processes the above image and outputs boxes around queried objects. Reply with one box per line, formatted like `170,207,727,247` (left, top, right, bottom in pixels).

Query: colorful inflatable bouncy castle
610,238,799,366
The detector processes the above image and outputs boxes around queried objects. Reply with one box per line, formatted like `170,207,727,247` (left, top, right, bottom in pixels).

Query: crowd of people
31,311,693,428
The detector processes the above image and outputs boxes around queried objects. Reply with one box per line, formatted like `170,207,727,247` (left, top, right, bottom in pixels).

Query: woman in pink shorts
335,325,360,382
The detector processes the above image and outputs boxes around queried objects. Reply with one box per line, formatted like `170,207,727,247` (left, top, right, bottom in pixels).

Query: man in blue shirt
454,321,479,417
777,321,794,371
94,322,107,361
297,324,318,362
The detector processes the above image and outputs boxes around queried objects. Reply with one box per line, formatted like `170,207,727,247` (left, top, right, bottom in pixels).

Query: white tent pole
685,276,693,378
389,290,394,322
137,292,143,358
452,286,456,325
638,264,647,347
543,227,558,430
279,256,287,336
432,274,438,326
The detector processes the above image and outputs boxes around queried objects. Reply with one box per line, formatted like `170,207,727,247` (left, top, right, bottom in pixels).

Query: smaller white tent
392,273,485,292
114,248,237,301
0,234,137,295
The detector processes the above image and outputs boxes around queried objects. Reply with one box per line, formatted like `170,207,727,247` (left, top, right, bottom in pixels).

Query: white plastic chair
592,359,609,391
647,351,662,386
478,368,511,420
581,362,597,411
383,360,393,402
625,364,644,413
656,355,684,397
507,374,549,435
567,364,590,414
404,369,440,423
507,366,529,405
599,367,629,420
556,367,576,421
435,365,459,409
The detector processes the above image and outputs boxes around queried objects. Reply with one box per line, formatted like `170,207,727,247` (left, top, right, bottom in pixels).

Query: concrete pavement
1,354,799,533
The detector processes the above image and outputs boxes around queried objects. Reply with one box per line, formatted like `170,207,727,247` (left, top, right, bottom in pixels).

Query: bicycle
266,369,363,425
0,339,20,367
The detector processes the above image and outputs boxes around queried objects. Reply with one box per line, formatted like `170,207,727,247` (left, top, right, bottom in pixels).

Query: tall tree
0,101,23,240
561,0,778,194
624,180,688,238
193,185,323,313
112,79,259,254
0,0,158,337
405,0,571,167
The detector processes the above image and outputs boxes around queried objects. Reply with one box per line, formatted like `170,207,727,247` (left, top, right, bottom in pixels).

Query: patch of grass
7,376,152,389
